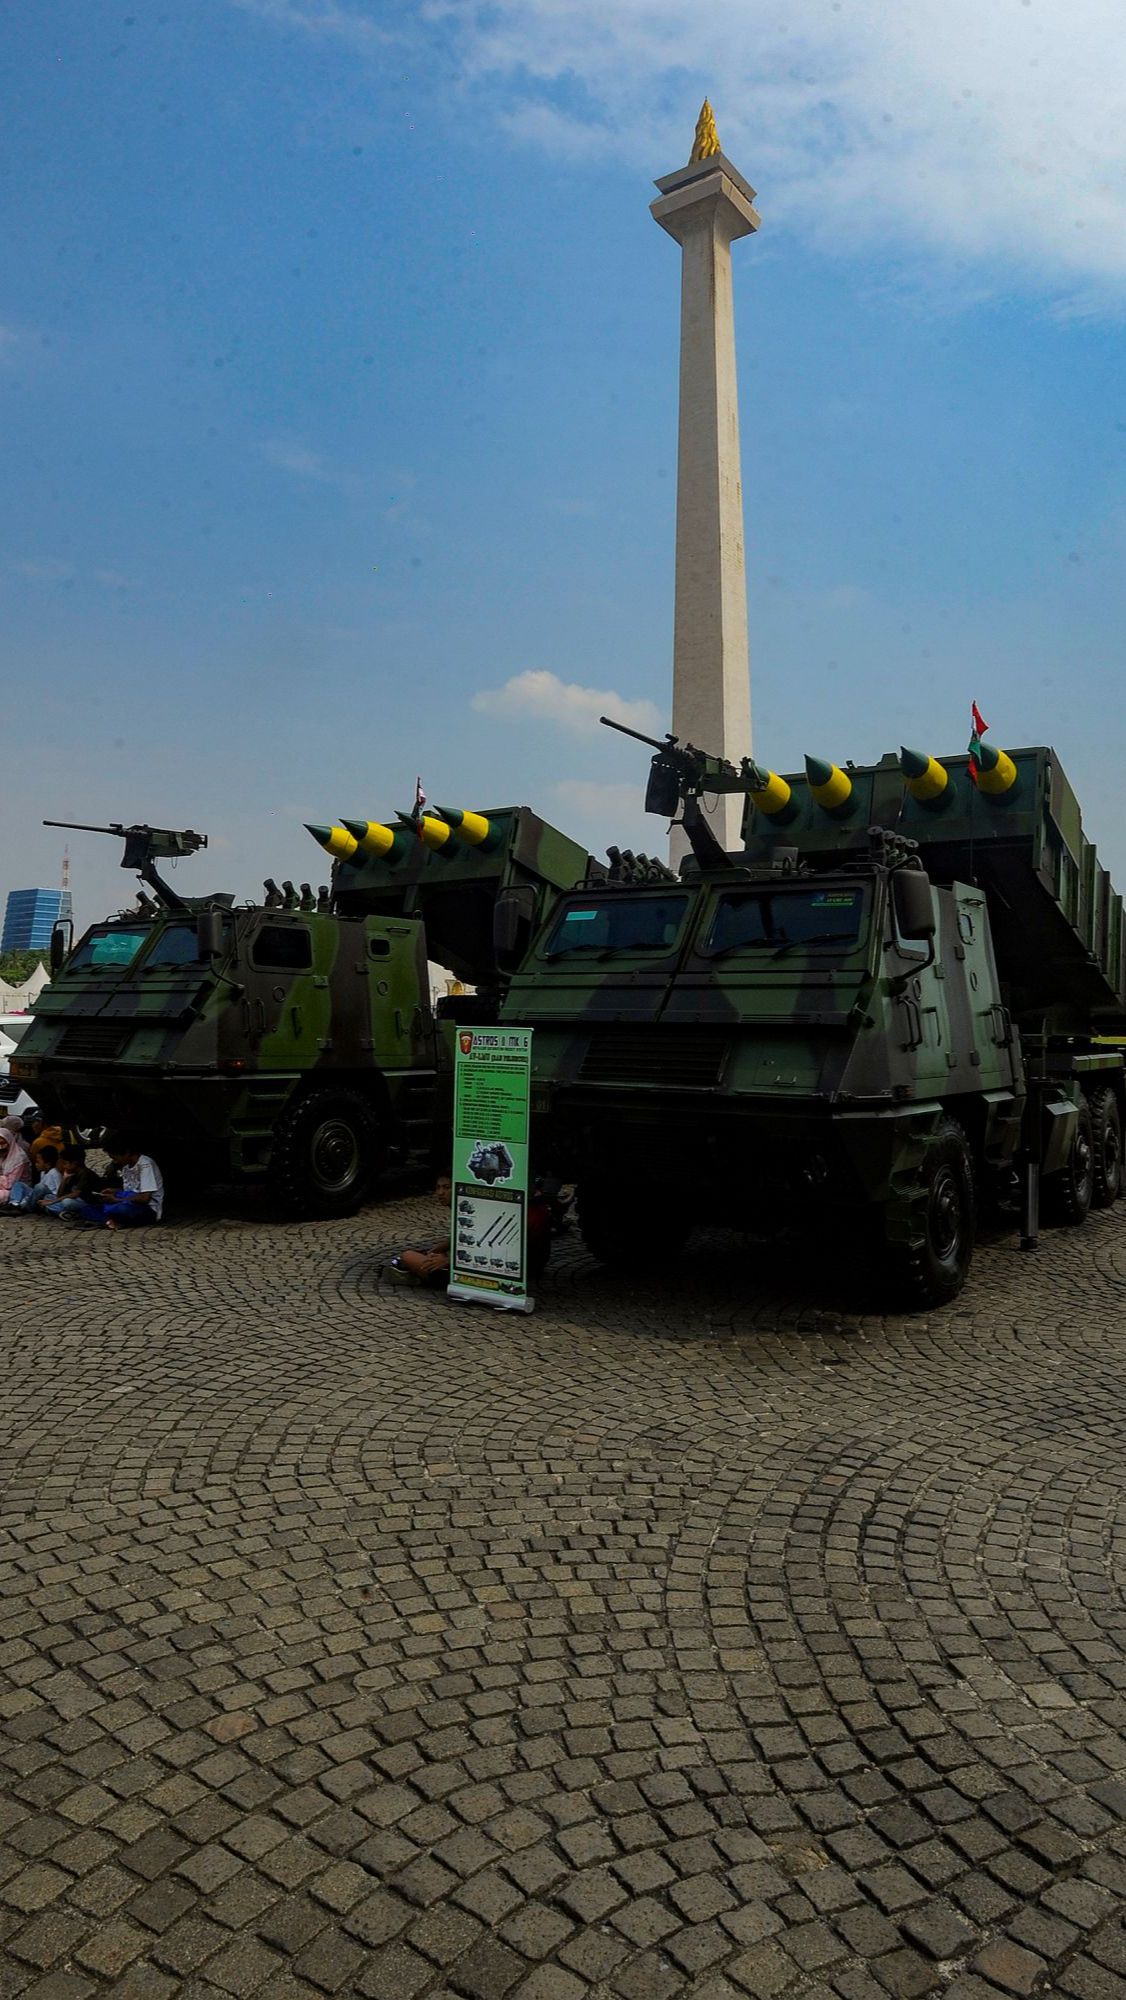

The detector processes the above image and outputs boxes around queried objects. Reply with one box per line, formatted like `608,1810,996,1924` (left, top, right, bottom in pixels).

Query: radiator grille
578,1026,728,1089
56,1021,132,1061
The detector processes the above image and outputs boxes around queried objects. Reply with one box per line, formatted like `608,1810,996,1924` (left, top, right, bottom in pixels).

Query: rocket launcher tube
394,811,454,851
306,823,360,863
805,756,853,813
436,807,495,848
900,746,950,805
418,815,452,851
340,819,400,858
745,761,793,818
975,742,1018,796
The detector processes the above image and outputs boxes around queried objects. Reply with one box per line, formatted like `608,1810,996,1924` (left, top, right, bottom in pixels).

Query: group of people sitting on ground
0,1113,164,1230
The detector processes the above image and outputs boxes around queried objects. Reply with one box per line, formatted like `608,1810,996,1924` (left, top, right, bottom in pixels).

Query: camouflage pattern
503,735,1126,1303
15,806,593,1215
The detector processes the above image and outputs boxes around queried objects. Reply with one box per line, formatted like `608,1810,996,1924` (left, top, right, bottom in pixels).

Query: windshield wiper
702,937,781,960
771,929,859,958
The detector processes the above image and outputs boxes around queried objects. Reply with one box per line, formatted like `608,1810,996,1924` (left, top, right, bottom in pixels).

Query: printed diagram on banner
454,1187,522,1279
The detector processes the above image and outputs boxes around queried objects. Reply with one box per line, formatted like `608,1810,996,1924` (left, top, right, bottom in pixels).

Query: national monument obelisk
652,102,759,858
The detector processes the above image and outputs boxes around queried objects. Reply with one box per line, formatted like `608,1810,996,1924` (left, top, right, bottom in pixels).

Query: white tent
0,962,50,1013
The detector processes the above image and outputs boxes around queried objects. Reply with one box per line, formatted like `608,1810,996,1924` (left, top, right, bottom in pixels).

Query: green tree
0,950,45,987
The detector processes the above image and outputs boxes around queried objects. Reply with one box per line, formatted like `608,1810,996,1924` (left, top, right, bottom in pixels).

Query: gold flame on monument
689,98,721,162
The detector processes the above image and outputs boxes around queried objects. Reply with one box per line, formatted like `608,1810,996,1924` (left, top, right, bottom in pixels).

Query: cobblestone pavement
2,1198,1126,2000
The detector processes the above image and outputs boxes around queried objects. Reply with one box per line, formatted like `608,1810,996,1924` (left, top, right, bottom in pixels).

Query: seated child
9,1146,63,1213
73,1134,165,1230
43,1146,101,1219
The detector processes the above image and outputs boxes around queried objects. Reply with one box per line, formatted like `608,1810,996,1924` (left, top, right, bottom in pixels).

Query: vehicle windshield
139,922,214,969
67,927,150,971
543,893,690,957
701,885,868,957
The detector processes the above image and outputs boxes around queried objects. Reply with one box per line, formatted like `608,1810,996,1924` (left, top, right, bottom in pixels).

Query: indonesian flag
967,702,988,783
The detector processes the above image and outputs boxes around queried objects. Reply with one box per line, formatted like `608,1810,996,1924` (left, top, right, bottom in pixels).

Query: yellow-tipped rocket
393,811,455,852
306,823,360,863
418,814,452,851
341,819,400,858
745,760,793,818
974,742,1018,796
436,806,495,848
900,746,950,805
805,756,853,813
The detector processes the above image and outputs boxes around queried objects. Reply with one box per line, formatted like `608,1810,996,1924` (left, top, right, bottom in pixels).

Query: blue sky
4,0,1125,926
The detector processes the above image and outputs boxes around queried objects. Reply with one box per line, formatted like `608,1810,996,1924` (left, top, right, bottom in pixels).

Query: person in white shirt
75,1135,165,1230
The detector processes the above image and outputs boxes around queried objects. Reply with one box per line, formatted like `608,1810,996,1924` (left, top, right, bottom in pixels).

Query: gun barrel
599,715,675,753
43,819,124,836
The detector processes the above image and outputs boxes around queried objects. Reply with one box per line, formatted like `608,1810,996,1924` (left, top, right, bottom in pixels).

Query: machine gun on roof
44,820,209,913
600,715,754,870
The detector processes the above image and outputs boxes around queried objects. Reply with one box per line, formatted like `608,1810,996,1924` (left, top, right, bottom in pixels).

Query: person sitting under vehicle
386,1177,554,1288
8,1145,63,1213
44,1146,102,1220
28,1114,71,1165
73,1134,165,1230
0,1120,33,1210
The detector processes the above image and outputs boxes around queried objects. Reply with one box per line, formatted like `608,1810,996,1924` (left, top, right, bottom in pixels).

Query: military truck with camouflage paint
503,724,1126,1305
15,806,592,1217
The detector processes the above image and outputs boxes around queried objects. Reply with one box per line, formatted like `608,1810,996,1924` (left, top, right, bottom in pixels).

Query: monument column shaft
652,145,760,861
671,205,751,853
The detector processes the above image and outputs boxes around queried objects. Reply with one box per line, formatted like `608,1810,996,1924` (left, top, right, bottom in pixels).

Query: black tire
268,1088,382,1218
577,1177,690,1272
1044,1099,1095,1227
886,1118,976,1309
1088,1085,1122,1209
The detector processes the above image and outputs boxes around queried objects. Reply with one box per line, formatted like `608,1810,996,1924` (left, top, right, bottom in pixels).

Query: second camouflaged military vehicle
502,722,1126,1305
15,805,592,1216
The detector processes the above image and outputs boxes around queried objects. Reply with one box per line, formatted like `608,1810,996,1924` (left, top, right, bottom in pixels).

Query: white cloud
472,669,663,738
257,437,362,492
243,0,1126,303
7,557,74,582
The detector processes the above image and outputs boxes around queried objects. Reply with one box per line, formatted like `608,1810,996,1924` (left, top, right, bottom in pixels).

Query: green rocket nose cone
899,746,930,779
436,806,463,826
306,824,333,848
804,755,835,788
977,740,1000,770
341,820,369,840
745,760,771,790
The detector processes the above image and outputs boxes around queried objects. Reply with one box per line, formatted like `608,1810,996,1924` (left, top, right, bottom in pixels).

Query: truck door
360,920,436,1072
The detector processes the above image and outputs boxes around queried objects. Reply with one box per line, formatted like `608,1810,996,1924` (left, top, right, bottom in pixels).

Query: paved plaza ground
2,1194,1126,1998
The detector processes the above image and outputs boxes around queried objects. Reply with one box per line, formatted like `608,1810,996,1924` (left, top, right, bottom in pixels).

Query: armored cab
17,806,592,1216
504,726,1125,1306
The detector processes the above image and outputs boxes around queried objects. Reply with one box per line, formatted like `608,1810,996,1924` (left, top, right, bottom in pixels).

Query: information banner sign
448,1027,534,1312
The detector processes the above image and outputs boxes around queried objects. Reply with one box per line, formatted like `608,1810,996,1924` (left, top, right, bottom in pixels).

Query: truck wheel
1044,1100,1095,1226
1087,1085,1122,1208
577,1177,689,1272
889,1119,976,1309
268,1089,381,1219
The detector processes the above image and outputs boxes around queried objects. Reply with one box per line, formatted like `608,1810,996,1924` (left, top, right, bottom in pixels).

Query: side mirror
49,920,73,976
196,908,225,958
892,868,936,940
493,887,535,970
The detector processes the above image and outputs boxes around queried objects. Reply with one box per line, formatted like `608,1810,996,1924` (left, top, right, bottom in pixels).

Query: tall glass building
2,888,73,953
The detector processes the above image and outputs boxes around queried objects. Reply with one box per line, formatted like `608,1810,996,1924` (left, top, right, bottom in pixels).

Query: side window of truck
251,926,313,970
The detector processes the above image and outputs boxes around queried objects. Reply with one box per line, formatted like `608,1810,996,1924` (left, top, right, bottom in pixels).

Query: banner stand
448,1027,535,1313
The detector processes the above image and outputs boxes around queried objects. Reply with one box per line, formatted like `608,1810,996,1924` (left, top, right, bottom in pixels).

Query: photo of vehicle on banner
449,1027,535,1312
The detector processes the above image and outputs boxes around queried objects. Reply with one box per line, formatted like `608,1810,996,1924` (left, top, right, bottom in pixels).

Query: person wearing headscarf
0,1120,33,1208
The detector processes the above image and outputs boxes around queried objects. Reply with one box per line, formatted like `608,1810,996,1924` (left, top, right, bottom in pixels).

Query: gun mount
44,820,209,913
600,714,752,872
